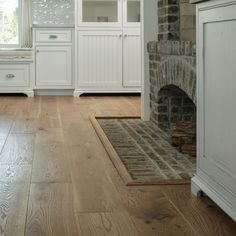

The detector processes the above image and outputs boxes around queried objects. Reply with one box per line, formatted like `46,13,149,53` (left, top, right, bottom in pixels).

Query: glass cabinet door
79,0,122,25
124,0,140,26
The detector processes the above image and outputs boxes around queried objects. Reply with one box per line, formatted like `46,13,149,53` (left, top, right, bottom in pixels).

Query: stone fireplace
148,0,196,156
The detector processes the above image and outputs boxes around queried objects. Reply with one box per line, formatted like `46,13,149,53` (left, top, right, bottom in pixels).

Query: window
0,0,20,46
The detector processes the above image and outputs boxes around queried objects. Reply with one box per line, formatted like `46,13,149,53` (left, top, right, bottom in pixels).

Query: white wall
141,0,158,120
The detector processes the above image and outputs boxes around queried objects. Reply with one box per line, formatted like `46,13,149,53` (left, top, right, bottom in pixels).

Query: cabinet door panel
78,0,122,27
198,6,236,194
78,31,122,88
123,30,141,87
123,0,141,27
36,46,72,87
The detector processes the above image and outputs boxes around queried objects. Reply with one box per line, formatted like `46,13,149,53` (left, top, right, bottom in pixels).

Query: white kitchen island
191,0,236,222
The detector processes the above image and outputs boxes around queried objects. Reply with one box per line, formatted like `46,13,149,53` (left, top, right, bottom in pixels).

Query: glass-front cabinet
78,0,122,26
78,0,140,27
123,0,140,26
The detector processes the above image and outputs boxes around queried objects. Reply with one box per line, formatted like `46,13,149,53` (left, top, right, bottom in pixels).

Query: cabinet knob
6,74,15,79
124,34,128,38
36,50,40,53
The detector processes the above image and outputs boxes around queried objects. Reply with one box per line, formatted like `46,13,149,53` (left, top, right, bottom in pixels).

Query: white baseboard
73,89,141,97
34,89,74,96
0,90,34,97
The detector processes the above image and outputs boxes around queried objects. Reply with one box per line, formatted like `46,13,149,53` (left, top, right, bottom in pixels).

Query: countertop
32,24,75,28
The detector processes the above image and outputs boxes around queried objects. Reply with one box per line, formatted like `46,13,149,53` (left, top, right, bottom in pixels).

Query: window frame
0,0,22,48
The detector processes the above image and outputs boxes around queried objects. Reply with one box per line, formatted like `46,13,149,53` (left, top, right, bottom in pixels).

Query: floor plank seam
162,190,199,236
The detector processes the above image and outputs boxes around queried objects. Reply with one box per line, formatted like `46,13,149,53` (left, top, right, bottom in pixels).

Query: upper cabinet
123,0,140,27
77,0,140,27
78,0,122,27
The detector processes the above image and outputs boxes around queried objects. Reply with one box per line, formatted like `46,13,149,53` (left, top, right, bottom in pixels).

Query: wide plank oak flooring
0,96,235,236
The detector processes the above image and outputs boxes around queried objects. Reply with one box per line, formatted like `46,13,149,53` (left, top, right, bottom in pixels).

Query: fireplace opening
158,85,196,157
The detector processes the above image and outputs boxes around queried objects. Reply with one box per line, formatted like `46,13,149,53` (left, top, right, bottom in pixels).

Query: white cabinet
191,0,236,221
36,46,72,87
123,29,141,87
78,0,122,27
76,29,141,94
75,0,141,95
0,62,34,97
77,31,122,88
78,0,140,28
123,0,141,27
0,64,30,87
34,28,73,89
35,30,72,43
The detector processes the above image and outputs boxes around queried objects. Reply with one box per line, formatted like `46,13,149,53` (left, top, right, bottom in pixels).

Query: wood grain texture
25,183,79,236
0,97,25,116
0,116,13,153
31,129,71,183
77,212,139,236
0,182,30,236
11,118,38,134
0,96,234,236
122,186,197,236
0,165,31,183
69,143,125,213
162,186,236,236
0,134,35,165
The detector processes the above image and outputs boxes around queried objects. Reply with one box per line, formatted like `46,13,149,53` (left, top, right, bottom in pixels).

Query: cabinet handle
6,74,15,79
49,35,58,39
124,34,128,38
119,34,122,38
36,50,40,53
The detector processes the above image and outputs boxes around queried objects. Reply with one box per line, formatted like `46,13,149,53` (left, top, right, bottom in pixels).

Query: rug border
90,116,190,186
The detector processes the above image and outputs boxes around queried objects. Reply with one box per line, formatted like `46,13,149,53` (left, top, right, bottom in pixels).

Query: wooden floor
0,95,235,236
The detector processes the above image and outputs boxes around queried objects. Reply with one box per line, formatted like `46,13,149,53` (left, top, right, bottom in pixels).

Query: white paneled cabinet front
192,0,236,221
78,31,123,88
36,46,72,87
123,29,141,87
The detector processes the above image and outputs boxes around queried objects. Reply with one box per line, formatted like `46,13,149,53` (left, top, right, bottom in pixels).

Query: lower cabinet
0,64,29,87
123,29,142,87
76,29,141,93
192,0,236,221
36,46,72,87
0,62,34,97
78,31,123,88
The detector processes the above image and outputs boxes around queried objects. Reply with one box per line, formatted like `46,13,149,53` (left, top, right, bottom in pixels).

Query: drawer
0,64,29,87
35,30,72,43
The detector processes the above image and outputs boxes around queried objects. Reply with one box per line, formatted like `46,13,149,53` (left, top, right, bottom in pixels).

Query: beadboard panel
123,29,141,87
77,31,123,88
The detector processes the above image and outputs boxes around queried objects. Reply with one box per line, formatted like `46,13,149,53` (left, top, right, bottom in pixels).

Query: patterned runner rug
91,117,196,185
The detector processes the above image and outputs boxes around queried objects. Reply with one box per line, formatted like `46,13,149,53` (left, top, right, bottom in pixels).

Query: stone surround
148,40,196,128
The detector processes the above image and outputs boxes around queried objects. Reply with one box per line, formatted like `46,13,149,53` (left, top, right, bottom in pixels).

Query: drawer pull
49,35,58,39
6,74,16,79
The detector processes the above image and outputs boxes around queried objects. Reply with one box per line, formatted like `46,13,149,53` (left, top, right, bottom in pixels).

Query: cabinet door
198,4,236,194
36,46,72,87
123,29,141,87
78,0,122,27
123,0,141,27
78,31,123,88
